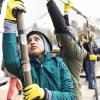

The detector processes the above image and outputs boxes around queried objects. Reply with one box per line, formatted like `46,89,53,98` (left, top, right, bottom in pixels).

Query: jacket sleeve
59,15,87,60
94,48,100,54
64,14,70,26
3,20,23,78
51,58,76,100
93,42,100,54
47,0,69,33
56,33,87,60
47,0,74,38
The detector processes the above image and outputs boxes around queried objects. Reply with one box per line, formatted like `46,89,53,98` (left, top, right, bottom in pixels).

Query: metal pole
72,6,87,19
15,11,32,86
13,9,39,100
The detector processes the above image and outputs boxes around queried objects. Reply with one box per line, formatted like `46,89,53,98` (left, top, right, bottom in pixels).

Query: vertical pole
16,12,32,86
13,8,39,100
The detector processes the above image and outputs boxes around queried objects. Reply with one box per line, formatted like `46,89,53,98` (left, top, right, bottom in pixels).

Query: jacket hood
68,26,79,41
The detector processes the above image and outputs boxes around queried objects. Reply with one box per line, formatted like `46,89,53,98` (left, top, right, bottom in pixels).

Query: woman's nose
30,39,35,45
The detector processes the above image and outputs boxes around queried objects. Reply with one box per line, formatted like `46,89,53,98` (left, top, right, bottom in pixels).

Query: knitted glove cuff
4,19,17,33
44,88,52,100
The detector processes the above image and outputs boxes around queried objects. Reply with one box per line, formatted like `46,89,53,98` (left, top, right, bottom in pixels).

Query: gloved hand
24,84,45,100
5,0,25,21
64,0,73,12
89,54,97,61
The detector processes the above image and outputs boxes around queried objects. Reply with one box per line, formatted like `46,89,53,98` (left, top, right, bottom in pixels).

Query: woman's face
27,34,45,58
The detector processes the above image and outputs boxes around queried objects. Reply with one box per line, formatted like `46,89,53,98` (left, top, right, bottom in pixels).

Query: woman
3,0,75,99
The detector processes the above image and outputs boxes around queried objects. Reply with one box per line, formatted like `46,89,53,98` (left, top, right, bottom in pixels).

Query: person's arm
63,1,71,26
51,58,76,100
93,42,100,54
47,0,68,33
3,21,21,77
47,0,87,60
3,0,25,78
64,14,70,26
94,48,100,54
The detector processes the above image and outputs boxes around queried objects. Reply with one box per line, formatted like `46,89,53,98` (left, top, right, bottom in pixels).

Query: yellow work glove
64,0,73,12
6,0,25,21
89,54,97,61
24,84,45,100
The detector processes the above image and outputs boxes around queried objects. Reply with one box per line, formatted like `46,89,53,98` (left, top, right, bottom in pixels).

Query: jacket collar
29,52,52,64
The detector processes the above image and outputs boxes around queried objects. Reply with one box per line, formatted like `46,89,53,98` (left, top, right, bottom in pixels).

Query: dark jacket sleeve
92,41,99,54
94,48,100,54
47,0,69,33
47,0,74,35
47,0,76,39
64,14,70,26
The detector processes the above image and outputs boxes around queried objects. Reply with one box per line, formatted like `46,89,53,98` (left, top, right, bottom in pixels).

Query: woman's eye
35,37,40,41
28,39,31,43
27,36,41,43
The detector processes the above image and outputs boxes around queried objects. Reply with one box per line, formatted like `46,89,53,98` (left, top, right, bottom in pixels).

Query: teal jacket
3,28,75,99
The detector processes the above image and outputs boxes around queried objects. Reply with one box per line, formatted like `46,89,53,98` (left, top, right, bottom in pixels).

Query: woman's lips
31,45,37,50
